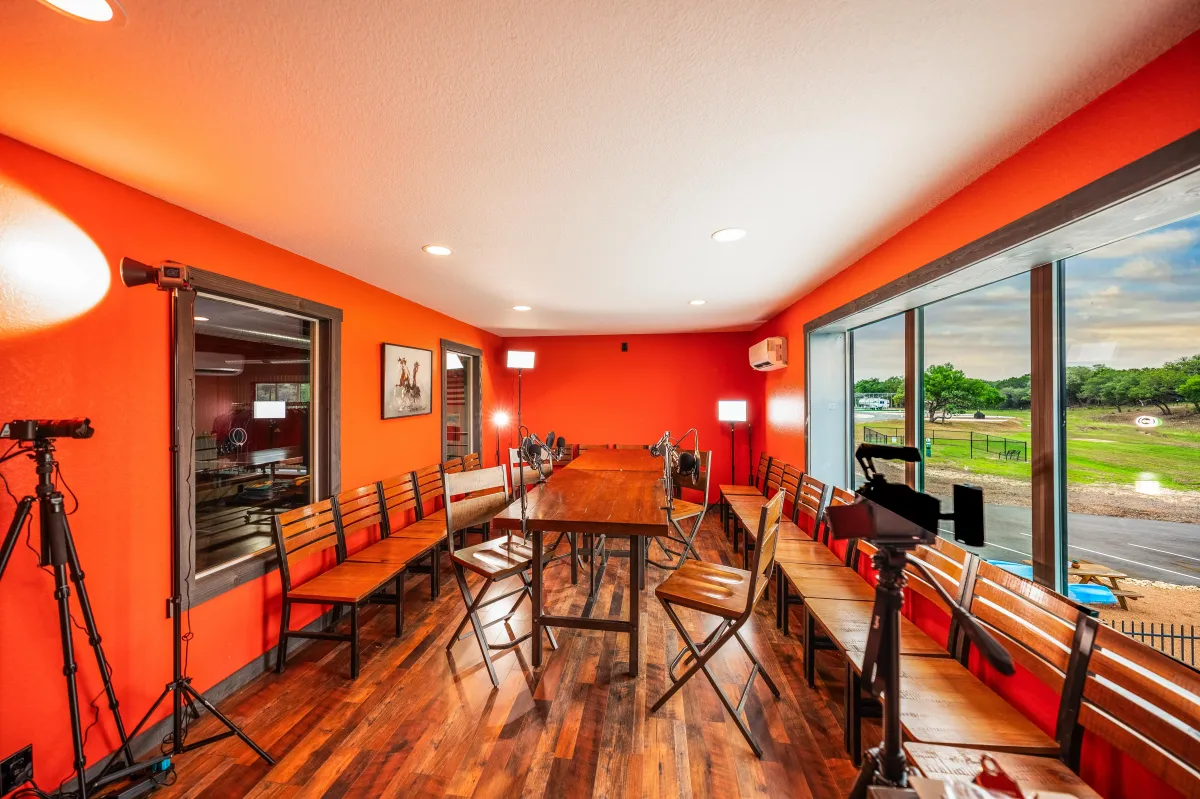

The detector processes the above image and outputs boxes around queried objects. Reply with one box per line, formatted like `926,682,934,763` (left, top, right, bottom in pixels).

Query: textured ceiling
1,1,1197,336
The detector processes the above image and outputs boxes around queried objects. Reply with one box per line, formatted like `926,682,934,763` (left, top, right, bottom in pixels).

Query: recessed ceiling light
37,0,124,23
193,316,209,322
512,305,532,311
689,300,706,306
711,228,747,243
422,244,452,256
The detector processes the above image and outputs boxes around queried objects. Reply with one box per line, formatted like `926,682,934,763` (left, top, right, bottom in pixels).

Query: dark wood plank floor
156,518,872,798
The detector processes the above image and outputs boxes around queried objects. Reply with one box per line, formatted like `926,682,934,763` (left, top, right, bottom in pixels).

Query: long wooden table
491,449,669,675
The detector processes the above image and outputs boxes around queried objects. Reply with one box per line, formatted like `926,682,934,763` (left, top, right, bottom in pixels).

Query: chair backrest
442,456,465,475
780,465,803,515
752,453,771,490
442,466,511,552
794,473,829,535
746,490,786,609
413,463,445,519
272,498,341,591
508,447,552,488
1075,622,1200,798
672,450,712,505
379,472,420,533
763,459,786,496
462,452,482,471
335,483,384,540
614,443,648,449
578,444,610,452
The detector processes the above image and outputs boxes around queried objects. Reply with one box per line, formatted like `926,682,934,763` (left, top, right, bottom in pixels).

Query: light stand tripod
102,260,274,780
0,427,161,798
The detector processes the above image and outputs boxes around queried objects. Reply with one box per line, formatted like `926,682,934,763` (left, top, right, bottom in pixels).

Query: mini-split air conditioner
749,337,787,371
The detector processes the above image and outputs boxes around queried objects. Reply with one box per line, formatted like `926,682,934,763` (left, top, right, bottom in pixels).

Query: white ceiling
1,2,1197,336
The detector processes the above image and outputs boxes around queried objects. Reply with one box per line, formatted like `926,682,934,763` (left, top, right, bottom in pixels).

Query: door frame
439,339,483,461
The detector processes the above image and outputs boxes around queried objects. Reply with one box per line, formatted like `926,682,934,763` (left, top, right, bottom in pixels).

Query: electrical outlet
0,744,33,794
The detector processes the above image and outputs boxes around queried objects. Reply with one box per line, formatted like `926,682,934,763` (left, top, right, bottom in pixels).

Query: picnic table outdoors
1069,559,1143,610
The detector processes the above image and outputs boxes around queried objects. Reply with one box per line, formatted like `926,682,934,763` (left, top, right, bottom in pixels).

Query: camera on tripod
1,418,94,442
827,443,983,548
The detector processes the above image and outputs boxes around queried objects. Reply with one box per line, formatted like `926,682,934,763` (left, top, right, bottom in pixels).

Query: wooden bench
905,744,1101,798
728,458,785,553
461,452,482,471
378,471,446,599
718,452,770,538
272,498,405,679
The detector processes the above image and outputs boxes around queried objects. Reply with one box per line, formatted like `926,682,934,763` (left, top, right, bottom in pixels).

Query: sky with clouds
852,213,1200,382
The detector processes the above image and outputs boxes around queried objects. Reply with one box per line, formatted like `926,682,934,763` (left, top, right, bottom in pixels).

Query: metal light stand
102,288,273,781
0,437,151,798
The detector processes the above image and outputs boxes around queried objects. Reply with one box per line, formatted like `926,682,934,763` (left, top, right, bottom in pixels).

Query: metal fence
862,426,1028,462
1103,620,1199,666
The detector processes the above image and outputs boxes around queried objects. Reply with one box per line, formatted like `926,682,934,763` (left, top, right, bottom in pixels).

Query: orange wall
0,134,503,789
500,334,763,498
755,30,1200,471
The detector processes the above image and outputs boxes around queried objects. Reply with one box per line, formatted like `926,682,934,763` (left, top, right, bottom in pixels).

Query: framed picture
381,343,433,419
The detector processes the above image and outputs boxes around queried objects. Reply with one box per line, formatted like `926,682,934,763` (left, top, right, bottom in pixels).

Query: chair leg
431,546,441,599
448,569,493,646
804,605,816,688
350,603,361,679
453,564,501,687
394,573,404,637
276,598,292,674
775,565,783,628
735,630,780,698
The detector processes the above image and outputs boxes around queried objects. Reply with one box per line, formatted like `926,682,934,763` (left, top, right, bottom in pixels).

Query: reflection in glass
1063,214,1200,662
850,315,906,489
444,351,477,458
193,295,315,575
923,273,1030,564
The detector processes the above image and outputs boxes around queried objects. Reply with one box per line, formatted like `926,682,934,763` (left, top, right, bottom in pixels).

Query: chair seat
778,519,815,540
904,744,1102,799
287,560,403,604
775,538,844,566
779,562,874,601
804,597,947,669
348,536,435,566
655,560,752,619
451,536,535,579
670,499,704,520
389,519,445,544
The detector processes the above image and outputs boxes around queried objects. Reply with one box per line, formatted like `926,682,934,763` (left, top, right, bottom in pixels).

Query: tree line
854,353,1200,421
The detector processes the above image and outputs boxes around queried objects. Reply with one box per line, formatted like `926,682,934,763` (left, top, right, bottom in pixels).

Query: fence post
969,431,973,459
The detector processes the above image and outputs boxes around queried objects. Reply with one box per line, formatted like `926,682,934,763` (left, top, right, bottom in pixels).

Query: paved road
942,504,1200,585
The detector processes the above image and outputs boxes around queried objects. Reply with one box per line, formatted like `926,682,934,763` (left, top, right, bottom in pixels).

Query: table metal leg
532,528,544,668
630,537,641,676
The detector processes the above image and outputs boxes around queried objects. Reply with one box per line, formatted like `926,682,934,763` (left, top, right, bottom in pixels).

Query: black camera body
0,418,94,441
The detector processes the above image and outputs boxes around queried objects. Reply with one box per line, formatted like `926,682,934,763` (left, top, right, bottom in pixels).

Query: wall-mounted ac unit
749,337,787,371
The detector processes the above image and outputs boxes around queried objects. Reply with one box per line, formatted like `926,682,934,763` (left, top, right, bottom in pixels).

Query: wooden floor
157,518,871,798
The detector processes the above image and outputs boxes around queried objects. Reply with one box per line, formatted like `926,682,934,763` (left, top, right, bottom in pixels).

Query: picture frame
381,343,433,419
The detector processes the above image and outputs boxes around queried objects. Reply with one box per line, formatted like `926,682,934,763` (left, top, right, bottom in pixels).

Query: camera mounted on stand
825,444,1013,798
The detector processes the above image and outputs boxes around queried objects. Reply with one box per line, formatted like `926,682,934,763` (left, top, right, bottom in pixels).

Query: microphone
677,450,699,480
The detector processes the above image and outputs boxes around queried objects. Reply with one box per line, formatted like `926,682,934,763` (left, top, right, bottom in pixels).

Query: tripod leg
52,563,90,799
181,681,275,764
59,521,137,770
0,496,33,583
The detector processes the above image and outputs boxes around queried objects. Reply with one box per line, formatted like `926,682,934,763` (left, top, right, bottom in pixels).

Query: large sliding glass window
1063,214,1200,649
922,274,1031,564
850,315,906,489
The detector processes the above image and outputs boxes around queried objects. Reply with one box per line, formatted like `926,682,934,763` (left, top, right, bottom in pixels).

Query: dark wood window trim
176,269,342,608
439,339,484,462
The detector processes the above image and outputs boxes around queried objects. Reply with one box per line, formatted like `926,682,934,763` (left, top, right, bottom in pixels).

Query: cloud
1099,284,1121,296
1113,257,1171,280
1084,227,1197,259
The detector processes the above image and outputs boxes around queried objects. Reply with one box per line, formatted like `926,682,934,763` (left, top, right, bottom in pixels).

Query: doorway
441,339,483,461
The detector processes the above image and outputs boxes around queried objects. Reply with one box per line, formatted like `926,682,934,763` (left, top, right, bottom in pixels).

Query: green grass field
855,405,1200,491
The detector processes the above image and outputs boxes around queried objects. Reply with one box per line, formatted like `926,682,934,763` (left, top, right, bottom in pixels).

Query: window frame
176,269,342,608
804,129,1200,591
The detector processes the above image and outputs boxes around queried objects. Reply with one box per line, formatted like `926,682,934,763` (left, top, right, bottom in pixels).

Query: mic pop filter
677,450,699,479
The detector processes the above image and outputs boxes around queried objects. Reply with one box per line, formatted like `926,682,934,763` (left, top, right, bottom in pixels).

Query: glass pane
444,351,476,458
851,314,906,489
194,295,315,575
922,273,1031,563
1064,213,1200,663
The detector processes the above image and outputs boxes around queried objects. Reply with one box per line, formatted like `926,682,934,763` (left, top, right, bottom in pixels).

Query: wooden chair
651,489,785,757
272,499,404,679
442,455,465,475
729,458,786,554
718,453,771,538
647,451,712,571
374,472,445,599
776,474,837,630
461,452,482,471
443,466,558,687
